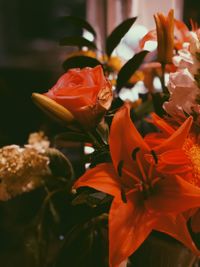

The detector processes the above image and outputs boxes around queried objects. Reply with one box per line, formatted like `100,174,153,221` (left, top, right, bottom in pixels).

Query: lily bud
32,93,74,124
154,9,174,64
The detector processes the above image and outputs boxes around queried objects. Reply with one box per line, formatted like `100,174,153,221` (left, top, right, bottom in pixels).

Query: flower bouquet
1,9,200,267
33,9,200,267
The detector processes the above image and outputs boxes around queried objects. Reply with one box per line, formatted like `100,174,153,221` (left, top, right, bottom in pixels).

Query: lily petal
155,214,200,255
139,29,157,49
109,103,150,172
73,163,121,198
146,175,200,213
109,191,155,267
144,132,167,148
150,113,175,135
156,149,192,174
155,116,193,153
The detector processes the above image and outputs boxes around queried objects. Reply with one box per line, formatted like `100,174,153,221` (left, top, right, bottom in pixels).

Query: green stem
160,63,168,95
86,131,102,149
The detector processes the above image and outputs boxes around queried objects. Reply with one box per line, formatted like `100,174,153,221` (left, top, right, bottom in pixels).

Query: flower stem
160,63,168,95
86,131,102,149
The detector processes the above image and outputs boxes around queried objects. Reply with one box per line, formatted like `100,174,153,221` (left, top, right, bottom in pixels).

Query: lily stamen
136,154,148,182
117,160,128,203
132,147,148,182
121,188,127,203
148,163,154,181
117,160,124,177
151,177,162,186
151,150,158,164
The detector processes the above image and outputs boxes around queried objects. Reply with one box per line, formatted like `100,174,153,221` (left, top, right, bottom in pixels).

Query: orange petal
150,113,175,136
174,19,190,49
73,163,121,198
159,149,189,165
109,103,150,173
154,13,166,63
156,149,192,174
109,191,155,267
155,214,200,256
146,175,200,213
165,9,174,63
139,29,157,49
155,116,193,153
144,133,166,148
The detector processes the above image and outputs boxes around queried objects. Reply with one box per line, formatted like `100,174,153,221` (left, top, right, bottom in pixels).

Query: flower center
131,148,160,199
184,141,200,187
117,148,161,202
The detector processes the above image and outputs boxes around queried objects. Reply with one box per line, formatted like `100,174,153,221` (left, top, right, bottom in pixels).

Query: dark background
0,0,86,146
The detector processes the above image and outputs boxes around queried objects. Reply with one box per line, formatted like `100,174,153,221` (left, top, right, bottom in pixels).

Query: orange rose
44,65,113,129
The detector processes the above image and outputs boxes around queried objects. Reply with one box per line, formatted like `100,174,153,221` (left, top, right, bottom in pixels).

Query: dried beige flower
27,131,50,153
0,144,50,201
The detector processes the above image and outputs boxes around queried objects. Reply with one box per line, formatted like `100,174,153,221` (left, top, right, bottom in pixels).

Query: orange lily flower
74,104,200,267
140,13,190,53
145,113,200,233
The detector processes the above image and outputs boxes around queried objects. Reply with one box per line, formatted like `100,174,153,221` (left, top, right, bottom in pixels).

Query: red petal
159,149,189,165
155,116,193,153
109,103,150,173
156,149,192,174
174,19,190,49
144,149,191,175
146,175,200,213
155,214,200,255
73,163,121,198
109,191,155,267
144,133,166,148
150,113,175,136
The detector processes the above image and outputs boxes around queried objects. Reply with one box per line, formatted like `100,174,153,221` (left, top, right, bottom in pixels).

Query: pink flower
173,32,200,75
163,68,199,117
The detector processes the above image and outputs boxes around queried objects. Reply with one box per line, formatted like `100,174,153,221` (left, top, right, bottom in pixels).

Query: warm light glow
82,30,94,42
84,146,95,154
143,40,157,51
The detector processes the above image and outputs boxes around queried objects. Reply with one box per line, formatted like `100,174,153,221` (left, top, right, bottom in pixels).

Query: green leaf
59,36,96,49
72,190,108,207
55,132,92,143
151,92,166,117
106,17,137,57
58,16,96,37
63,56,102,71
116,50,149,92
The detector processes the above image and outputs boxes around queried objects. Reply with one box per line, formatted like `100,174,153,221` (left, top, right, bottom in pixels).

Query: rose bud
154,9,174,64
42,65,113,129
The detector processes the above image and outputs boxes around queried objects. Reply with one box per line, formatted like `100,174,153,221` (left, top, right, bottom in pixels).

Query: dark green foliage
63,56,102,71
60,36,96,49
106,17,137,57
116,50,149,91
58,16,96,38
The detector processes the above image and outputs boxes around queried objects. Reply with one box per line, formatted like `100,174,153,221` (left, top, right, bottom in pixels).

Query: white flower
163,68,199,116
173,33,200,76
164,31,200,119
